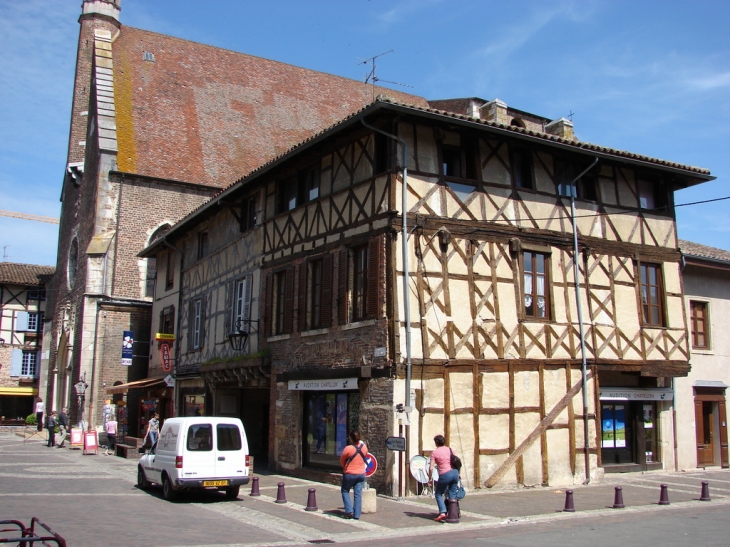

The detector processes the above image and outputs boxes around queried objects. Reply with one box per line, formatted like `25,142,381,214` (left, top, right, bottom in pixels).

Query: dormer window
143,51,155,62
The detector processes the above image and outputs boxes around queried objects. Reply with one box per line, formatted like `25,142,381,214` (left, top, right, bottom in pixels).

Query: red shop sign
160,342,172,372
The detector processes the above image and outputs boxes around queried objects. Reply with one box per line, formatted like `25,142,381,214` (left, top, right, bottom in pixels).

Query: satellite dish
410,455,430,484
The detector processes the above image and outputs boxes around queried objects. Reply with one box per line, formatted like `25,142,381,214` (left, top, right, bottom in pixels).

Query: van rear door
183,422,216,481
214,422,248,480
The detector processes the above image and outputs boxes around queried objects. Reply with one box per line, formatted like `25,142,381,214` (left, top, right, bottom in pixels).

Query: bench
115,436,145,459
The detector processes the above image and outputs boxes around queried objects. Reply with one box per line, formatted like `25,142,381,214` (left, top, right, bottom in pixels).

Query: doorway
601,401,660,470
694,389,729,468
216,387,270,467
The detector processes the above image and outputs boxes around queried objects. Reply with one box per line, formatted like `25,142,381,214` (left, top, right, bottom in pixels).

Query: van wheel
224,486,240,500
162,475,177,501
137,467,150,490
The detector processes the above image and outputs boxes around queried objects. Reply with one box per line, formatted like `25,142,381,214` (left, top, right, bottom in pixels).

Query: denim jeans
149,431,158,447
434,468,459,514
341,473,366,518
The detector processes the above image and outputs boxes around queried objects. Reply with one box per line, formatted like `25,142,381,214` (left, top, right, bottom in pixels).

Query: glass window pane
335,394,348,456
217,424,242,451
187,424,212,451
524,252,533,272
536,253,545,274
614,405,626,448
649,266,657,285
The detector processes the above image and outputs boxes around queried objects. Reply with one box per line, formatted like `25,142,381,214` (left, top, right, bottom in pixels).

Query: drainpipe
361,116,412,496
568,156,599,484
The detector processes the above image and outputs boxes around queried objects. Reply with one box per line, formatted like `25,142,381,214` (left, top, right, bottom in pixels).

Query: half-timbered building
142,97,713,493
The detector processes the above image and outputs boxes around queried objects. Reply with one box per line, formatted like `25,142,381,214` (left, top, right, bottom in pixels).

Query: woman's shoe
343,513,354,519
434,513,447,522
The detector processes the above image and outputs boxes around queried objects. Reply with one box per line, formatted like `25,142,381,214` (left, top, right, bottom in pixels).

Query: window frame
690,300,709,349
555,158,598,202
511,146,534,190
521,250,551,321
192,299,203,349
638,262,665,327
352,245,369,322
21,351,38,377
232,276,251,331
197,231,209,261
159,306,175,335
309,259,324,329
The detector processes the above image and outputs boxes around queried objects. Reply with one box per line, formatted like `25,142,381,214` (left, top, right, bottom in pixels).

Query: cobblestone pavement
2,428,730,546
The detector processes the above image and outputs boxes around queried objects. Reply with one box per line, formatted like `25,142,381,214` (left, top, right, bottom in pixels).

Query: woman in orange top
339,430,369,519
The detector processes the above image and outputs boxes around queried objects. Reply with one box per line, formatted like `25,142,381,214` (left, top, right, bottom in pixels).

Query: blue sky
1,0,728,266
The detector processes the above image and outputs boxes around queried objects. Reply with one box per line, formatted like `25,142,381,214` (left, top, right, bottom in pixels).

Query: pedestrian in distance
45,411,57,447
56,407,69,448
339,430,368,520
429,434,460,522
104,416,118,456
144,412,160,448
35,397,45,432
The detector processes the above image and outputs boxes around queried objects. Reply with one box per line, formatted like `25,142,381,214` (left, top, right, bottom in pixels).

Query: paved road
2,429,729,546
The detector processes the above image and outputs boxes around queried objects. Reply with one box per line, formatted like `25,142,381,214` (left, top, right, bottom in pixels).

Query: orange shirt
340,442,369,474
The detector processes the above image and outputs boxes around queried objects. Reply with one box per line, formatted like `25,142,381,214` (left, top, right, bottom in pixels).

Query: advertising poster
121,331,134,366
335,393,348,455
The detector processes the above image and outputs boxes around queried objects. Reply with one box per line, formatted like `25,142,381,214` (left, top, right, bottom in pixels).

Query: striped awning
106,377,165,394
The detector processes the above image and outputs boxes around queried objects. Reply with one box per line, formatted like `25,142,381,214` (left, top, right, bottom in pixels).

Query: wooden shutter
243,275,252,322
199,295,206,349
10,349,22,376
367,235,383,319
298,262,308,333
283,268,294,334
719,401,729,468
15,311,29,332
321,254,333,328
694,400,706,465
33,351,40,378
187,301,194,351
262,271,272,338
338,248,349,325
225,281,234,334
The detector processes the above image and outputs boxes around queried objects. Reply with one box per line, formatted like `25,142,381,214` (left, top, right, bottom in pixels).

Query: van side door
183,423,215,480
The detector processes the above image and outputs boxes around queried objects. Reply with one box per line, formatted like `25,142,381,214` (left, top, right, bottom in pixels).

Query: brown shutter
283,267,294,334
694,400,704,465
719,400,729,468
200,295,206,348
338,248,349,325
367,235,383,319
298,262,308,333
322,254,333,328
225,281,233,334
187,300,194,351
262,271,272,338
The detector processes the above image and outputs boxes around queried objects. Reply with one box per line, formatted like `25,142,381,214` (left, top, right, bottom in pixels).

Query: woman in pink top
104,417,118,455
429,434,460,521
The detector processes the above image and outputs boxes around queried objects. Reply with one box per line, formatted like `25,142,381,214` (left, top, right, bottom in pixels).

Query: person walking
45,411,57,447
429,434,460,522
144,412,160,448
35,397,45,432
104,416,118,456
56,408,69,448
339,430,368,520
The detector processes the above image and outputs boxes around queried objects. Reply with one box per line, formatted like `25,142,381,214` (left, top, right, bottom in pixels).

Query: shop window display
304,391,359,470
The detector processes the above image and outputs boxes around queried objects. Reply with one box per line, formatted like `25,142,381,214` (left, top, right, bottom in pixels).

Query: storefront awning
0,387,38,396
693,380,728,389
599,388,673,401
106,377,165,394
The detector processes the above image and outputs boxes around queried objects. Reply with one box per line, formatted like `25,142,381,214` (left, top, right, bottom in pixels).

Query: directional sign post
385,436,406,451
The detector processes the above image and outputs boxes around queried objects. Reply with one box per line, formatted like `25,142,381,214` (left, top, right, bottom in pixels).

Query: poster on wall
335,393,348,455
160,342,172,372
121,331,134,366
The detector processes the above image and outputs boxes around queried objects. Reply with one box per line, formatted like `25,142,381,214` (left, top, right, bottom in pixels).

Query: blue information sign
121,330,134,366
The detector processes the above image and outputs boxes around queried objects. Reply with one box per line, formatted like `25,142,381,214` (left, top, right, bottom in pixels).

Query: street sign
365,453,378,477
385,436,406,451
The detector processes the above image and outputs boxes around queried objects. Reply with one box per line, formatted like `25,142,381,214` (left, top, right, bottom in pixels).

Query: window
304,391,360,470
522,251,549,319
165,252,175,290
232,277,251,330
337,237,382,325
555,159,597,201
276,178,299,214
241,196,257,231
197,232,209,261
145,258,157,297
27,289,45,300
442,139,478,202
189,298,204,350
22,351,37,377
638,178,668,211
300,167,320,202
690,301,709,349
511,147,534,190
159,306,175,335
68,238,78,289
216,423,243,451
352,245,368,322
309,259,323,328
186,423,212,451
27,312,43,333
374,133,389,174
272,270,293,335
639,263,664,327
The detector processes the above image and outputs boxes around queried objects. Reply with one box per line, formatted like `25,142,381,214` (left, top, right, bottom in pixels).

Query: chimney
480,99,510,125
544,118,575,140
82,0,121,23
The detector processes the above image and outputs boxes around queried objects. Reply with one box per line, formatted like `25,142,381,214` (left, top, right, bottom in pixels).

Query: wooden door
719,401,729,468
695,400,715,466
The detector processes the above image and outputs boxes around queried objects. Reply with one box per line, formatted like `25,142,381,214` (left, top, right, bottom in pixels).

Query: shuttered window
337,236,383,324
639,263,664,327
690,301,709,349
272,269,293,335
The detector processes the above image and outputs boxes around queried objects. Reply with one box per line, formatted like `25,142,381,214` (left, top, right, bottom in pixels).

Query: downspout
568,156,599,484
361,116,412,492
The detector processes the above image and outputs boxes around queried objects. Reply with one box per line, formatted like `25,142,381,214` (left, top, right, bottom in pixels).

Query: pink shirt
430,446,452,474
105,420,117,435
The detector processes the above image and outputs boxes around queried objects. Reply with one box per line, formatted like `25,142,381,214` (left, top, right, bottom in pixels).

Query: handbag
455,480,466,500
449,448,462,471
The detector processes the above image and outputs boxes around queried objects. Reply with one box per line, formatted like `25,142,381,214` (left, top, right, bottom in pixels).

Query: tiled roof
0,263,55,286
112,27,428,188
679,240,730,263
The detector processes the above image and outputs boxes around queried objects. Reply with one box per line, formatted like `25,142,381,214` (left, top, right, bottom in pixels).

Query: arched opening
510,117,526,128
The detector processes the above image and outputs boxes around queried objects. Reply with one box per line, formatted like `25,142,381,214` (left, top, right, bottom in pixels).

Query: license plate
203,480,229,487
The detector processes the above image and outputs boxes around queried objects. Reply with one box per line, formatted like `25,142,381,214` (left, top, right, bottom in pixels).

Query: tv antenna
359,50,413,101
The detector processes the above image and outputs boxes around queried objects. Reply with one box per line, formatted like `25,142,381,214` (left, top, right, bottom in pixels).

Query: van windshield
217,424,242,451
187,424,212,451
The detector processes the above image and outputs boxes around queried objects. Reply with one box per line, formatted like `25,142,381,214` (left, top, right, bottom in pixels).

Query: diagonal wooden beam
484,369,593,488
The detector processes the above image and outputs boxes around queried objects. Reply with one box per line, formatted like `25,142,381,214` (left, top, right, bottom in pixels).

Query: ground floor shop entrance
215,387,270,466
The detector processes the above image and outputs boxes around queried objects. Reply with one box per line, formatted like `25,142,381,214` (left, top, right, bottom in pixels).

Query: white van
137,417,250,500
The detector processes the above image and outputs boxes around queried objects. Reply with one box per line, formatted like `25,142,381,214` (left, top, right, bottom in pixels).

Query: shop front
599,387,672,472
106,376,170,440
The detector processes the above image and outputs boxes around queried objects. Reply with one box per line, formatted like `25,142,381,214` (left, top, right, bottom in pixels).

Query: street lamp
228,318,258,352
74,375,88,429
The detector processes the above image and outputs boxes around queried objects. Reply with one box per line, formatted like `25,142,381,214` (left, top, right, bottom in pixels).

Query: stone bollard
361,487,377,514
249,476,260,497
612,486,625,509
563,490,575,512
658,484,670,505
445,498,460,523
699,481,711,502
275,482,287,503
305,488,318,511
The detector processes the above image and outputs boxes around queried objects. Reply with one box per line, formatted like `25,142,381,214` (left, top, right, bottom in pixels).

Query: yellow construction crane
0,210,59,224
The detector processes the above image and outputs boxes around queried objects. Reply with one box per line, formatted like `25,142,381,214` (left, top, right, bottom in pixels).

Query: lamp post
74,374,88,430
228,318,258,352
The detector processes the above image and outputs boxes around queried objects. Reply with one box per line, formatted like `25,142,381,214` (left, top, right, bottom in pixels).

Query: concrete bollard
361,488,377,514
275,482,287,503
305,488,318,511
700,481,711,501
563,490,575,512
445,498,460,523
249,476,260,497
658,484,670,505
612,486,625,509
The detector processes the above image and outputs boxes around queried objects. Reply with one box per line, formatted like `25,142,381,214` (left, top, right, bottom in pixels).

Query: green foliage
25,413,37,426
200,347,271,367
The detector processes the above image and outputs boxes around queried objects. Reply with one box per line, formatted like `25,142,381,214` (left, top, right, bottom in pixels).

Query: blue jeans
148,431,158,447
434,469,459,514
341,473,366,518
